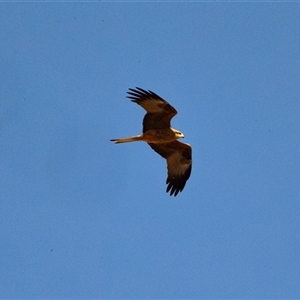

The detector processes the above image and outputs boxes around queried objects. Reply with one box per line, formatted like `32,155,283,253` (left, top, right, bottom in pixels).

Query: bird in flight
110,87,192,196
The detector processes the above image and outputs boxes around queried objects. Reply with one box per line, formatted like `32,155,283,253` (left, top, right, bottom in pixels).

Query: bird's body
110,87,192,196
112,127,182,144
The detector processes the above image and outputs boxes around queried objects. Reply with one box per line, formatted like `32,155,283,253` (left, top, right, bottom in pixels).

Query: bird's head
172,128,184,139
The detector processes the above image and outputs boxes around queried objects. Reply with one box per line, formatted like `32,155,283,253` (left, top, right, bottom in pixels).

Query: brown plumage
110,87,192,196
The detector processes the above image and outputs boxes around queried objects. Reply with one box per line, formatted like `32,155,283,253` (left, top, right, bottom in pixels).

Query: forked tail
110,135,142,144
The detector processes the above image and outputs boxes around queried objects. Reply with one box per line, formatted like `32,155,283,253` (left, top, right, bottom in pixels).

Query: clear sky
1,2,300,299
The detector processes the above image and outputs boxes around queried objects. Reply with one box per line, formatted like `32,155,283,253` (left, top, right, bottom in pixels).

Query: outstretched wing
127,87,177,132
148,141,192,196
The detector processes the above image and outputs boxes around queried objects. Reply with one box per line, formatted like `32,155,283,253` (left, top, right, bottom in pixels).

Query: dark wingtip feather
126,87,165,102
165,165,192,196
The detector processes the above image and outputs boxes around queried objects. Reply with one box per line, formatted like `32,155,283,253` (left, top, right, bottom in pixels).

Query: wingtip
166,183,181,197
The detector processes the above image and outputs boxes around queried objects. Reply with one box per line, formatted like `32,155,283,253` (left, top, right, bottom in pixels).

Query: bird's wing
148,141,192,196
127,87,177,132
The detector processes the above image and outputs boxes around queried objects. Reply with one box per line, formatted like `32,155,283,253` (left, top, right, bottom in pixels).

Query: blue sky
1,3,300,298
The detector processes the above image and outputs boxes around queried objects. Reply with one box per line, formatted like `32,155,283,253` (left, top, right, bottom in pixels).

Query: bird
110,87,192,196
